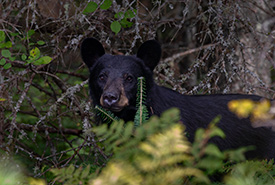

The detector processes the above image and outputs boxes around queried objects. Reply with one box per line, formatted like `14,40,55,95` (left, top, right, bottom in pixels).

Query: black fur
81,38,275,159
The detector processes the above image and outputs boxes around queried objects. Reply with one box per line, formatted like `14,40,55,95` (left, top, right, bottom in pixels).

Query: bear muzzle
100,87,129,112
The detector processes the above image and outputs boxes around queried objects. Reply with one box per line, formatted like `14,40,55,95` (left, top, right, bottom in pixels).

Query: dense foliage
0,0,275,184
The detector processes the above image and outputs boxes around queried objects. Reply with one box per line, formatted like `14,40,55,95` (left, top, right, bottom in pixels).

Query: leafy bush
89,108,208,185
1,107,274,184
49,108,275,185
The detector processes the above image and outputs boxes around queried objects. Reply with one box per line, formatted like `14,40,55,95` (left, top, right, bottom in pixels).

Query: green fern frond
93,120,135,153
51,164,93,185
137,124,191,170
90,122,210,185
95,105,120,124
224,160,275,185
134,77,149,127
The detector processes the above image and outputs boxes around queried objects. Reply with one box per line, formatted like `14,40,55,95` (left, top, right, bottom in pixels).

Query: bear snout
100,87,129,112
102,92,119,107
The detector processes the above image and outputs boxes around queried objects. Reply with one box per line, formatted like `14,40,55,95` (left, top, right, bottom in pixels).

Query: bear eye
126,75,133,83
98,74,106,81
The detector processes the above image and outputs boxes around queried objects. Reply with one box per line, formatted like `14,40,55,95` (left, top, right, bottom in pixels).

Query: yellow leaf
28,177,47,185
228,100,239,111
0,98,6,102
228,99,254,118
252,99,271,120
29,47,40,61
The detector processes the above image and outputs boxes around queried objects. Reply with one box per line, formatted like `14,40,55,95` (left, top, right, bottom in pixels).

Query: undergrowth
1,108,274,184
52,108,275,184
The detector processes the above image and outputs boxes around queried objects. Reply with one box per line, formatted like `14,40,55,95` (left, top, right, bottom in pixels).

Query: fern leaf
134,77,149,127
93,120,135,153
91,120,210,185
95,105,119,124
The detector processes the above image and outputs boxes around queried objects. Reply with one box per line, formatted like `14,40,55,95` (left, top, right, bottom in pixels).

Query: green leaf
0,58,6,65
73,167,82,177
0,43,5,49
21,54,27,61
27,29,35,37
10,32,19,37
1,49,11,58
197,156,224,174
81,165,90,179
50,168,62,176
3,63,11,69
208,127,225,139
24,30,35,40
125,9,136,18
65,164,75,175
29,47,40,61
114,12,124,19
4,41,12,48
12,43,27,53
95,105,120,124
194,128,204,141
204,144,224,158
120,19,133,28
83,2,98,14
37,40,45,45
100,0,112,10
111,21,121,34
32,56,52,65
0,31,5,42
9,56,16,61
160,107,181,124
226,146,254,162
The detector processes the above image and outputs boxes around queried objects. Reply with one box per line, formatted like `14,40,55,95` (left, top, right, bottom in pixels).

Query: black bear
81,38,275,159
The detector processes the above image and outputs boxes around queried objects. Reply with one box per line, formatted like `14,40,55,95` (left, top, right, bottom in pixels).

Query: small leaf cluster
82,0,112,15
111,9,137,34
0,30,52,69
82,1,136,34
22,30,52,65
0,30,13,69
26,47,52,65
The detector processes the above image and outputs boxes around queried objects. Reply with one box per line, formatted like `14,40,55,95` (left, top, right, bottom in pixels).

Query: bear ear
137,40,161,71
81,38,105,68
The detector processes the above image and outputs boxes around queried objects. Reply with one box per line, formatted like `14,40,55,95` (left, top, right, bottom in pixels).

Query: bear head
81,38,161,120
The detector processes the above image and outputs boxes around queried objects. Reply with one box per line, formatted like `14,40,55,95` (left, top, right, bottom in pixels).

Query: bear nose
103,92,119,107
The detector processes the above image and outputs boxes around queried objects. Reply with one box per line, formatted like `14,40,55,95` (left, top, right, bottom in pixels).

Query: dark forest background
0,0,275,184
